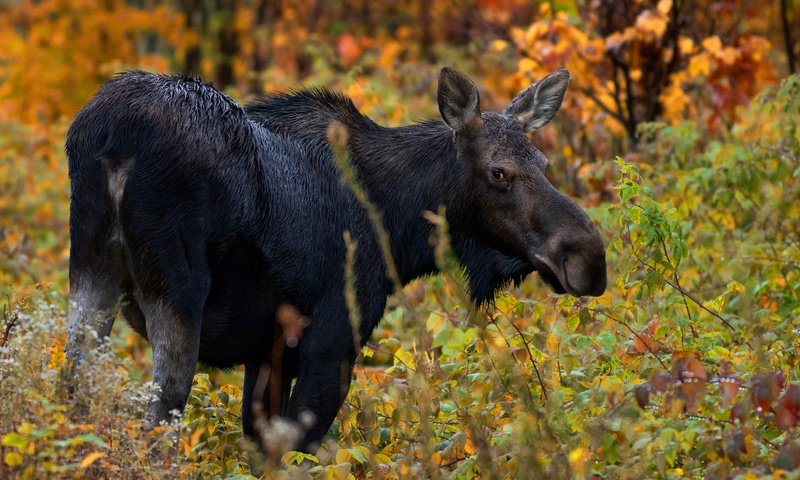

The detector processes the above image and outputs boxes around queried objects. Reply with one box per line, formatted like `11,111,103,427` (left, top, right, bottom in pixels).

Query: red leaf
750,373,781,416
671,351,707,412
775,385,800,430
634,383,651,408
730,400,749,423
650,371,674,393
718,360,739,406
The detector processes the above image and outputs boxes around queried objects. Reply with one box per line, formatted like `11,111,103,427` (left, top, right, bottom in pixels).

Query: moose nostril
559,233,607,297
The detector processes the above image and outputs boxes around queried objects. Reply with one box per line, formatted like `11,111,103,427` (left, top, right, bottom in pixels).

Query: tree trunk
780,0,798,73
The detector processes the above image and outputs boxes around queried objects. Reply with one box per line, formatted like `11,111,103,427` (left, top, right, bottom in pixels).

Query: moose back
65,68,606,453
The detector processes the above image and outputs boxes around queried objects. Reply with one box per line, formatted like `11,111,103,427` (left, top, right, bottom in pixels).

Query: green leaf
1,433,27,450
567,314,579,332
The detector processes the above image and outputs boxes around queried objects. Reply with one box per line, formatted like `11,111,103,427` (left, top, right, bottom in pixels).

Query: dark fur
67,69,606,454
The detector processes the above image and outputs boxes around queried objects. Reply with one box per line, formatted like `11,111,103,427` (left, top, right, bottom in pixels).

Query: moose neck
348,120,535,303
348,120,463,286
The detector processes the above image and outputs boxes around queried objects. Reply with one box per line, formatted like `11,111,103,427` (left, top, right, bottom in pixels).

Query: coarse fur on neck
245,89,535,303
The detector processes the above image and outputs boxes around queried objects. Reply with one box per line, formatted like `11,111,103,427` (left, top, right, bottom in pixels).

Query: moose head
438,67,607,297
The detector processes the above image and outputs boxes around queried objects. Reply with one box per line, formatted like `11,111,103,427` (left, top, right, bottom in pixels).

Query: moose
65,67,606,454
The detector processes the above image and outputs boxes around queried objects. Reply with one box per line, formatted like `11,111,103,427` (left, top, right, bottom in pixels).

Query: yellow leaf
48,337,66,369
657,0,673,16
425,312,445,334
518,58,538,74
332,462,351,480
546,332,559,354
494,292,518,312
568,447,588,471
490,39,508,52
717,47,740,66
4,452,23,467
335,449,350,465
80,451,105,469
679,36,695,54
636,10,668,39
464,436,477,455
702,36,723,54
687,53,711,77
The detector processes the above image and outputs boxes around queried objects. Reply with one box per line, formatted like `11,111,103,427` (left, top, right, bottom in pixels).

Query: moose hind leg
140,298,204,424
124,221,211,425
66,273,123,366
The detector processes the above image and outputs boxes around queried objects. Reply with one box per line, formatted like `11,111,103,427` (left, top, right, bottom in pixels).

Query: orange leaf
337,34,361,66
635,10,668,39
702,36,723,54
80,451,105,469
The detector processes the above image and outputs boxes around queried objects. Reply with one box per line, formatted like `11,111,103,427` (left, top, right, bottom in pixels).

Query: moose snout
562,237,607,297
532,223,607,298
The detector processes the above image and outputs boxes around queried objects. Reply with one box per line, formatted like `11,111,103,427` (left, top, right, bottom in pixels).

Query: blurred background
0,0,797,292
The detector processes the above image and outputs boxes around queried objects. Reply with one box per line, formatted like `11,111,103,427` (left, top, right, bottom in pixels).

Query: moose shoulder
66,68,606,455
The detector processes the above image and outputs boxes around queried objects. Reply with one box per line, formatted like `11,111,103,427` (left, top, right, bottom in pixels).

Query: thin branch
595,309,669,371
440,456,467,469
658,236,697,339
503,315,548,401
579,86,628,126
629,246,738,333
478,329,521,402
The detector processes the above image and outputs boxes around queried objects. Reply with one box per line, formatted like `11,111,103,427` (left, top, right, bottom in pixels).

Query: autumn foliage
1,0,800,479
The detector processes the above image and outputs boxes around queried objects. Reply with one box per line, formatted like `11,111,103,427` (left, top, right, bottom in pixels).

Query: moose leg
123,216,210,424
243,359,295,442
283,297,355,453
66,270,123,367
286,352,354,452
242,362,270,438
140,298,204,424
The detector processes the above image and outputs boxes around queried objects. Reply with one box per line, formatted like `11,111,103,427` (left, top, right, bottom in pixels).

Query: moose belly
197,241,276,368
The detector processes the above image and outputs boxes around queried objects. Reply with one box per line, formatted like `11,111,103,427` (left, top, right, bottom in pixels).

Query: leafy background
0,0,799,478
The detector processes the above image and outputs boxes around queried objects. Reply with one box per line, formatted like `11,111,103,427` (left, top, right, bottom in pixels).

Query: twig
487,319,536,405
658,236,697,339
478,331,518,401
594,309,669,371
1,306,19,348
625,232,739,333
502,313,548,401
439,456,467,469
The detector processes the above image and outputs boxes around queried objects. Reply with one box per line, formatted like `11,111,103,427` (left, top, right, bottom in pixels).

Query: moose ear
504,69,570,132
438,67,482,134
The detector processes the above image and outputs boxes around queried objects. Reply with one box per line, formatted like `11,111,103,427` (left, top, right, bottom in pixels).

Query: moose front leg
282,296,356,453
285,351,354,453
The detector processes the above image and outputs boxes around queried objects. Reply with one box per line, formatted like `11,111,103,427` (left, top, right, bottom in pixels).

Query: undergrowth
0,77,798,479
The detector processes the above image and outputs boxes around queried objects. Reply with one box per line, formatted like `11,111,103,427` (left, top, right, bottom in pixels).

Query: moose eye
489,168,511,190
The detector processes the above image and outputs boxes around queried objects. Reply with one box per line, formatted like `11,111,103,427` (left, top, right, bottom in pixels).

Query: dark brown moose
65,67,606,454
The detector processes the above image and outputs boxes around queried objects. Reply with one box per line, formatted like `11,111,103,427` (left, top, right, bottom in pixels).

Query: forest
0,0,799,478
